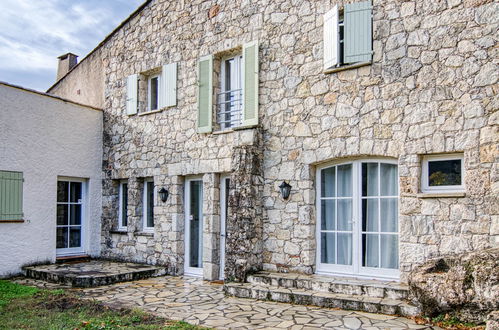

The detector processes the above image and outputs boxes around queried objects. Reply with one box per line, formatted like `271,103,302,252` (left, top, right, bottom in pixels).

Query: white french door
56,179,86,256
316,160,399,279
184,178,204,277
219,175,230,280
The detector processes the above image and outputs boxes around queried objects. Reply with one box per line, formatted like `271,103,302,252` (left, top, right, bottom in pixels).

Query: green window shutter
161,62,177,108
0,171,23,221
344,0,373,64
197,55,213,133
242,40,259,127
126,74,138,115
323,5,339,70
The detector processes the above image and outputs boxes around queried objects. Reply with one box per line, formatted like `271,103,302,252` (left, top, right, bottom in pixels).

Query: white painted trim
219,174,230,280
118,180,128,231
56,178,87,257
316,159,400,280
421,153,465,193
142,178,155,232
184,177,204,277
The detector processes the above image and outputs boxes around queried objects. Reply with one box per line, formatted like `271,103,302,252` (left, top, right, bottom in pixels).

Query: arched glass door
317,160,399,279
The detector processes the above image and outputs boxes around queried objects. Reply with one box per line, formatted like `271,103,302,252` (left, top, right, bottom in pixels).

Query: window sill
324,61,371,74
213,129,235,135
110,230,128,235
137,108,164,116
417,192,466,198
0,219,24,223
136,231,154,236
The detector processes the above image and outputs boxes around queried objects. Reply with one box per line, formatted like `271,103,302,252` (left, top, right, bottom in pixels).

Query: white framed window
323,0,373,71
422,154,465,193
118,181,128,230
147,74,160,112
142,178,155,231
217,55,243,130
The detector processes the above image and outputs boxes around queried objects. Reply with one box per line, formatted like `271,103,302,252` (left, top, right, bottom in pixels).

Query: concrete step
24,260,166,288
224,282,420,317
247,271,409,300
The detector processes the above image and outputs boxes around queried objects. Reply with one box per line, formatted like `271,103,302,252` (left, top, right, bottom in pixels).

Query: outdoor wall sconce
279,181,292,200
158,187,169,202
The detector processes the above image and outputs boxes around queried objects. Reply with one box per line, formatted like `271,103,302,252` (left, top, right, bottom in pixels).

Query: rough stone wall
52,0,497,282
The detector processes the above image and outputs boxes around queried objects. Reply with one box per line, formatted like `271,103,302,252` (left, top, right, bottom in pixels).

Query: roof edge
47,0,152,93
1,81,103,111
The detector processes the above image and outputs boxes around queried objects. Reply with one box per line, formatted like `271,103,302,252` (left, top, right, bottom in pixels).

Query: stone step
224,282,420,318
247,271,409,300
24,260,166,288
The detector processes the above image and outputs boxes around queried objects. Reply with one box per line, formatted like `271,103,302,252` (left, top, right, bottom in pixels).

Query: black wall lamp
279,181,292,200
158,187,169,202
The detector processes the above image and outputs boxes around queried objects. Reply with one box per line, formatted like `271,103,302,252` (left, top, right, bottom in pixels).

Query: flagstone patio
15,276,439,329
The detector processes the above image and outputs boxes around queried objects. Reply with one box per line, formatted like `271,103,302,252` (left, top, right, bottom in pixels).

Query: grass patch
0,280,203,329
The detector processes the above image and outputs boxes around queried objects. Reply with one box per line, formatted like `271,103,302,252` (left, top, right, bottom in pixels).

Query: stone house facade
49,0,498,283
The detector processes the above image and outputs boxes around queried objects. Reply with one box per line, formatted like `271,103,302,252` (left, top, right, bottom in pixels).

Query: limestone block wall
51,0,498,282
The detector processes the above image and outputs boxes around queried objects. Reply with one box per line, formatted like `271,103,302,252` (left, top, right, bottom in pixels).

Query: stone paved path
15,276,440,329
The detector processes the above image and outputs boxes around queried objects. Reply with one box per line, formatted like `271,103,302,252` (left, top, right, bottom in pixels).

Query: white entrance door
56,179,85,256
219,175,230,280
316,160,399,279
184,178,204,276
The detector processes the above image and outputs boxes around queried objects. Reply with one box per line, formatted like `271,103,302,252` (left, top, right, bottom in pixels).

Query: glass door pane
57,181,83,253
189,180,203,268
319,164,353,268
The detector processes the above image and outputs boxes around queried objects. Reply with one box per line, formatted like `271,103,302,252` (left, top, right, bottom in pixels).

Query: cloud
0,0,143,91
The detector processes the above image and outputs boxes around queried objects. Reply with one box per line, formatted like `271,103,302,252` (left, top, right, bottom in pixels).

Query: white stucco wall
0,83,103,277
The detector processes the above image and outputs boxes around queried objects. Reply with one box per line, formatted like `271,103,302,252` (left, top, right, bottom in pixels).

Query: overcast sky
0,0,144,92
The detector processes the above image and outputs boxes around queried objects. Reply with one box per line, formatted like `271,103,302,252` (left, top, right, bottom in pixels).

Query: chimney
56,53,78,81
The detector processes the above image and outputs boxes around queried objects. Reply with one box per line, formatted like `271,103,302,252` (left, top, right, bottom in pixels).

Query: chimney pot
56,52,78,81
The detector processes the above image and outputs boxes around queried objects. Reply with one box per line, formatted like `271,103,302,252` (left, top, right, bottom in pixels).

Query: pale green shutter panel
126,74,138,115
344,0,373,64
161,62,177,108
242,40,259,127
0,171,23,221
197,55,213,133
323,5,339,70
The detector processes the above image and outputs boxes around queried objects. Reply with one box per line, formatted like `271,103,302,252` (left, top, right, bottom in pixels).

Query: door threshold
56,254,90,264
315,271,400,282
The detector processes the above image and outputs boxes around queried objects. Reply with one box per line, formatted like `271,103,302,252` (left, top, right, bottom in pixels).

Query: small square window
421,154,464,193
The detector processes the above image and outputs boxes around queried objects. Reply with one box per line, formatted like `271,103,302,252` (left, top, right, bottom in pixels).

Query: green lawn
0,280,202,330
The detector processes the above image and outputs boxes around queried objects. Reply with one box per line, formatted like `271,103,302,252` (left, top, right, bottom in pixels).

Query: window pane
362,163,378,196
69,228,81,248
380,234,398,269
428,159,462,186
337,233,352,265
57,205,68,226
147,181,154,228
337,164,352,197
57,181,68,202
362,234,379,268
150,77,159,111
56,227,68,249
337,199,352,231
70,204,81,225
321,200,335,231
321,232,336,264
70,182,82,202
380,163,398,196
380,198,398,232
362,198,378,232
321,167,336,198
121,183,128,227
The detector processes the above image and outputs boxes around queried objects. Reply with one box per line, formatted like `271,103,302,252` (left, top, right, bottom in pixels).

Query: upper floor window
197,40,259,133
218,55,243,130
421,154,465,193
324,0,373,71
125,63,177,115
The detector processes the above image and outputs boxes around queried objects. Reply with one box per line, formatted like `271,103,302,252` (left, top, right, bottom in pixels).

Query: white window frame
147,74,160,112
142,178,155,232
421,154,465,193
316,159,400,280
118,180,128,231
218,54,243,130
